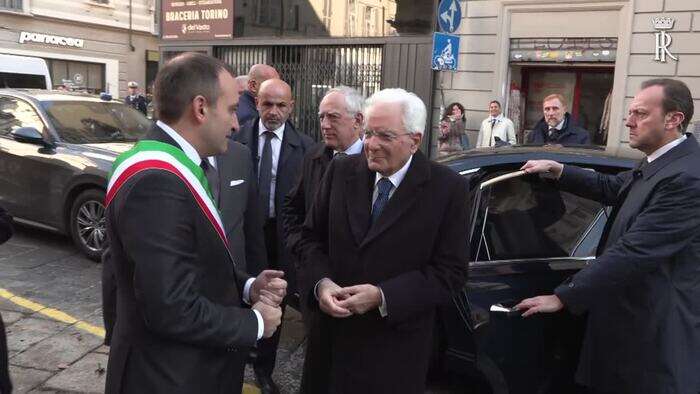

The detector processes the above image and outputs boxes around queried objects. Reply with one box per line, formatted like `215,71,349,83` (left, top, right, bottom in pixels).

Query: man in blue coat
517,79,700,394
526,93,591,146
235,64,279,127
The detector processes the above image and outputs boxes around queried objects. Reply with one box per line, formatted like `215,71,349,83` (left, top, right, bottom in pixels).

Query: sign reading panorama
162,0,234,41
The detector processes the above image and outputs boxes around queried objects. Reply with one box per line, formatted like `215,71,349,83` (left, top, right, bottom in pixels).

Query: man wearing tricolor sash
103,52,286,394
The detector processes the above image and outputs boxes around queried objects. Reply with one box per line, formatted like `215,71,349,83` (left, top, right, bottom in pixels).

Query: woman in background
437,102,468,156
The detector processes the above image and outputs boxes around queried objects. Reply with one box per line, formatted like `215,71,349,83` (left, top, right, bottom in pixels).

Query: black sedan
0,89,151,260
432,146,637,394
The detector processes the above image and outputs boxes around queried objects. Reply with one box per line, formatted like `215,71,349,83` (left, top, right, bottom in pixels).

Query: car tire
69,189,107,262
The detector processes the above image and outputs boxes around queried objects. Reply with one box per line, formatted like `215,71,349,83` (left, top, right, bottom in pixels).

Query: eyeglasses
363,129,413,142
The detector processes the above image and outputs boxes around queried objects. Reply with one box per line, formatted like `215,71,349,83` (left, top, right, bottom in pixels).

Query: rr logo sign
653,17,678,63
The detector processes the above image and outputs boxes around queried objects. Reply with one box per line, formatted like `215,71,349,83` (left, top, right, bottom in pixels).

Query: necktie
491,118,497,130
547,127,559,143
333,151,347,159
371,178,393,224
258,131,274,219
200,159,219,205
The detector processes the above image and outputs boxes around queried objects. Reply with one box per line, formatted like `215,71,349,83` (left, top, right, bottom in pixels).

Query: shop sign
162,0,234,41
653,17,677,63
510,38,617,63
19,31,84,48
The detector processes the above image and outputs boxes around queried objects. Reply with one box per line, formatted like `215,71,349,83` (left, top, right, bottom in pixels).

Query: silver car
0,89,151,260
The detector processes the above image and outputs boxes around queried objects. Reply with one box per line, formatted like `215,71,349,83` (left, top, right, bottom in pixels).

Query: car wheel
69,189,107,261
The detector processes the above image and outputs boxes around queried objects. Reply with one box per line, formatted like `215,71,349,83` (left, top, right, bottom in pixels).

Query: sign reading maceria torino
162,0,234,41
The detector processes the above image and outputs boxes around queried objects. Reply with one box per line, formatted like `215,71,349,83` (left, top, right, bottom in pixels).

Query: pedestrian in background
236,64,280,127
446,102,469,150
124,81,148,116
437,102,467,157
478,100,516,147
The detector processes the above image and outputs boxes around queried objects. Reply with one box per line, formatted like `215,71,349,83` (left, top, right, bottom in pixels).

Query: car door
0,95,56,223
442,168,608,394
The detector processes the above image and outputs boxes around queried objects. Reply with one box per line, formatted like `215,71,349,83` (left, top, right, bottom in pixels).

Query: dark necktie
258,131,274,219
200,159,219,205
491,118,497,130
371,178,393,224
547,127,559,143
595,158,648,255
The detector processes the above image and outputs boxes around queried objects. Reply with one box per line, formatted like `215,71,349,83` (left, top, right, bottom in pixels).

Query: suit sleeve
379,175,471,325
555,173,700,314
558,165,629,206
118,171,258,349
242,157,268,276
297,159,336,297
0,205,12,245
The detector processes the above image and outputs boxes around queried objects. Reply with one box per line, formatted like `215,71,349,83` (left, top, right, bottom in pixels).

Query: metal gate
216,44,383,141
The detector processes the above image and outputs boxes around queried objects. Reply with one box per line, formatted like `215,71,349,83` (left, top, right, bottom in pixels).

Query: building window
322,0,331,30
0,0,23,12
347,0,356,36
285,5,299,31
91,0,109,4
254,0,281,28
364,6,376,36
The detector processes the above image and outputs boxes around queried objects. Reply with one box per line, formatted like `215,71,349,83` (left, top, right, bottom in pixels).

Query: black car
433,146,637,394
0,89,151,260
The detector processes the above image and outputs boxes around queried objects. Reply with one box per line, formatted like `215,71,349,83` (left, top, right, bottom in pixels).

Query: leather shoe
254,370,280,394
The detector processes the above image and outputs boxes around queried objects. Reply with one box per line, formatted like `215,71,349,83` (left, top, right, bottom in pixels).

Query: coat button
569,282,575,288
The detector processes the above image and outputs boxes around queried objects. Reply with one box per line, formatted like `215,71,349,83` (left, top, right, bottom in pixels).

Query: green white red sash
106,140,227,247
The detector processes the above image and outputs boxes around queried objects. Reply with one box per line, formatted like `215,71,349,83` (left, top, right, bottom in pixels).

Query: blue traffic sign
432,32,459,71
438,0,462,34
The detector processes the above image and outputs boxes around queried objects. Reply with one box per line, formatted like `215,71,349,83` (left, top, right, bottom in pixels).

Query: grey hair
364,88,426,135
324,85,364,116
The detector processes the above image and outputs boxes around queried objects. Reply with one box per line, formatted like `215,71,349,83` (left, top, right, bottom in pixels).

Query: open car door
441,169,609,394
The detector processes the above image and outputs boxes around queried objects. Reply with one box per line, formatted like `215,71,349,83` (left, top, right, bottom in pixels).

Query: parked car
432,146,637,394
0,54,52,89
0,89,151,260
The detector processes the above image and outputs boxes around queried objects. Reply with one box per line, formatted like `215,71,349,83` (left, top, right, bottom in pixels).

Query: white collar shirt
372,154,413,204
647,135,687,163
334,137,363,156
157,120,202,166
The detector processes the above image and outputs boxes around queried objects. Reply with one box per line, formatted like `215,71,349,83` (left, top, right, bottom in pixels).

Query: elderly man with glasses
296,88,470,393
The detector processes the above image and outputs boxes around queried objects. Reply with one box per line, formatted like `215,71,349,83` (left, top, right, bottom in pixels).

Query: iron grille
216,44,382,141
0,0,22,11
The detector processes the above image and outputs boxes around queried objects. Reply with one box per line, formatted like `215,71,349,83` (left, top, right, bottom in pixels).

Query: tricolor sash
106,140,228,247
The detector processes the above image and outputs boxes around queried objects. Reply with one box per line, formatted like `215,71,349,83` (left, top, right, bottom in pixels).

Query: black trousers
253,218,284,376
0,313,12,394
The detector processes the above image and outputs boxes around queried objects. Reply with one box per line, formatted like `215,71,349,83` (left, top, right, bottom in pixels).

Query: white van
0,54,52,89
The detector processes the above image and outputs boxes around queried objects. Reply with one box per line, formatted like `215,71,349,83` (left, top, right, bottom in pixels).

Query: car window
40,101,151,144
0,96,46,137
472,171,603,261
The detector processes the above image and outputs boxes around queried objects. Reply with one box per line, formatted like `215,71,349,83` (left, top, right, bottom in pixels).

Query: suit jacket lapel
279,122,301,171
361,151,431,248
345,155,373,246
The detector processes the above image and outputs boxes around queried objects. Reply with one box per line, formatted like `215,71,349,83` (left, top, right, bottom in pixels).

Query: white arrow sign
440,0,459,33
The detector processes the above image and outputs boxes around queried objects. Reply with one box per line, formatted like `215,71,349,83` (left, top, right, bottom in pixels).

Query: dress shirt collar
553,118,566,131
490,114,503,122
334,137,363,156
374,154,413,190
647,134,687,163
258,119,285,140
156,120,202,166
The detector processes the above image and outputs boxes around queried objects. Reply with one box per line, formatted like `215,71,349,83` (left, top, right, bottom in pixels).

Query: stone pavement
0,225,306,394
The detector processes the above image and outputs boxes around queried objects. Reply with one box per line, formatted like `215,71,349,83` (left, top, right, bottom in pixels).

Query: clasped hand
317,279,382,318
251,270,287,338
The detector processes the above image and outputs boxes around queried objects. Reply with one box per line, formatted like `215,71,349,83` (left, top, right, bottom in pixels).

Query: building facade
0,0,159,97
439,0,700,157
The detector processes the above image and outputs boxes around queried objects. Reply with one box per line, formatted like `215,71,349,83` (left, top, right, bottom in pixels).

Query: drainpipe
128,0,135,51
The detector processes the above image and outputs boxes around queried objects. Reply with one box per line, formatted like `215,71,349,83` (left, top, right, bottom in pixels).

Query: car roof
0,88,110,103
439,145,639,173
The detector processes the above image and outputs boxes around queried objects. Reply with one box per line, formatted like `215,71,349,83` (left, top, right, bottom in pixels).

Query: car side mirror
11,127,47,145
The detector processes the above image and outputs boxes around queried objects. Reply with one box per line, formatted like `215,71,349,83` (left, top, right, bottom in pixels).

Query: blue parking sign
432,32,459,71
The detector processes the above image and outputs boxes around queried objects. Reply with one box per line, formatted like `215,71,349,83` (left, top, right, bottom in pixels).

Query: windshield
40,100,151,144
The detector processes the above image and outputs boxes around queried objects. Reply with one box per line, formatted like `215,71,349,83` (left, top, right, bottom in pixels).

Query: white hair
364,88,426,135
324,85,364,115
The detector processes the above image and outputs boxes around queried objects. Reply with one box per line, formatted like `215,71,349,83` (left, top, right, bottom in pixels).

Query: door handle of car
489,303,522,317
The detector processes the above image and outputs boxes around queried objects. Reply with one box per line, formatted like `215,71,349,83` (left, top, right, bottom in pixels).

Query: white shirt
553,118,566,131
157,120,264,340
647,135,687,163
334,137,363,156
257,120,285,218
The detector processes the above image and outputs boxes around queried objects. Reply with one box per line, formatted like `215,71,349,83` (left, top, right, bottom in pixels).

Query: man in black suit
236,64,279,127
210,138,268,276
517,78,700,394
297,88,470,393
104,52,286,394
526,93,591,146
233,78,313,393
282,86,364,393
